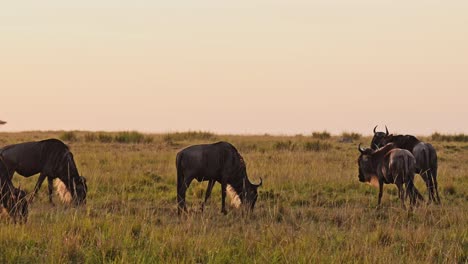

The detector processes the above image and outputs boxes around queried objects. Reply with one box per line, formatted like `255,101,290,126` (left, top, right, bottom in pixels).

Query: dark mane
227,150,248,200
40,140,81,197
386,135,420,151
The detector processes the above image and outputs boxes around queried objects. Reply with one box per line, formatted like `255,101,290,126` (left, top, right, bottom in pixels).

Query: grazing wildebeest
0,158,28,223
176,141,262,215
357,143,420,208
0,139,87,206
371,126,440,204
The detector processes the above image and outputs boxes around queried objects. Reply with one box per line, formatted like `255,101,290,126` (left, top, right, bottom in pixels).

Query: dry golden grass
0,131,466,263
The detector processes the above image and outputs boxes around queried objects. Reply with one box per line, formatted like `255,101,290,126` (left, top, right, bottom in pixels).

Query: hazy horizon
1,1,467,135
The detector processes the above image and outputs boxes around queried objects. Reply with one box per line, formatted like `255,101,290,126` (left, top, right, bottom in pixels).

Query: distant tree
0,120,6,125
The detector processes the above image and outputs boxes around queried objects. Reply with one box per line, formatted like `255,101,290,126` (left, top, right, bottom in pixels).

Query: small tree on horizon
0,120,6,125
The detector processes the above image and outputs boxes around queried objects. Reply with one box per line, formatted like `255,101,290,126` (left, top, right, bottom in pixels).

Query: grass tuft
114,131,153,144
312,131,331,140
340,132,361,142
60,131,78,142
273,140,295,151
163,131,217,143
303,140,332,152
431,132,468,142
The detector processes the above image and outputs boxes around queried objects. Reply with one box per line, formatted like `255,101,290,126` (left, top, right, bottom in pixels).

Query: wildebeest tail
427,144,438,175
422,147,429,173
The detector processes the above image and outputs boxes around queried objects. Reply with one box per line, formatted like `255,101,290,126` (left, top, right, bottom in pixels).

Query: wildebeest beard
227,166,248,201
226,165,258,209
227,152,262,211
54,152,87,205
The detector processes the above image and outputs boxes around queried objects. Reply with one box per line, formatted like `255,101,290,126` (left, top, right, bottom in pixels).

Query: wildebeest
0,158,28,223
0,139,87,206
371,126,440,204
176,141,262,215
357,143,420,208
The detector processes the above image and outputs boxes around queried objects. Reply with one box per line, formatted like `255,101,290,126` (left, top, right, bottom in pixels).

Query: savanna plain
0,131,466,263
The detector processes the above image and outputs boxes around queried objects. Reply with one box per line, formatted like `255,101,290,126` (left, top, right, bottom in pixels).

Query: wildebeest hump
1,142,44,176
178,141,243,182
0,139,70,177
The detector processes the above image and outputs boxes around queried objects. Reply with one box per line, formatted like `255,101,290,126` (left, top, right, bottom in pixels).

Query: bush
98,133,113,143
303,140,332,152
163,131,216,142
312,131,331,140
84,133,97,142
431,132,468,142
340,132,361,142
114,131,152,144
273,140,295,151
60,131,78,142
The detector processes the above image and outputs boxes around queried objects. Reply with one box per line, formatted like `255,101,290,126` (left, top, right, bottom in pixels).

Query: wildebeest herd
0,126,440,223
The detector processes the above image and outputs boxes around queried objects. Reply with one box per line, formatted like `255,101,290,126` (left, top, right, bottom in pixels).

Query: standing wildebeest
0,139,87,206
371,126,440,204
0,158,28,223
176,141,262,215
357,143,420,208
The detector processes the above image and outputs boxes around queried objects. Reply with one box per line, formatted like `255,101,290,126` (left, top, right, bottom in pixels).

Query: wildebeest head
8,188,29,223
357,144,376,183
244,178,262,211
61,152,87,206
370,125,389,150
73,176,87,205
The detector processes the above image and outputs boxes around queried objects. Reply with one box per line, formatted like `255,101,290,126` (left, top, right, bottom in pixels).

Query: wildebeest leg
201,179,216,212
397,183,406,209
177,177,192,216
431,170,441,204
30,172,47,202
377,179,384,208
426,171,437,203
47,177,55,206
221,179,227,215
420,172,434,204
406,180,417,208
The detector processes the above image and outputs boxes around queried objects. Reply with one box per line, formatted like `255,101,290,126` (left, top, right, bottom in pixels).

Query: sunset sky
1,1,467,135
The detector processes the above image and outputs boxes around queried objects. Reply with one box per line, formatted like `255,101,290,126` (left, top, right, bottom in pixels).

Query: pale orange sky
1,1,467,135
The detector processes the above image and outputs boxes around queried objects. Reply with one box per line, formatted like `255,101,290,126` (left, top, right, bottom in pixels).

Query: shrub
303,140,332,152
114,131,152,144
84,133,97,142
163,131,216,142
443,184,456,195
340,132,361,142
431,132,468,142
98,133,113,143
60,131,78,142
312,131,331,140
273,140,295,151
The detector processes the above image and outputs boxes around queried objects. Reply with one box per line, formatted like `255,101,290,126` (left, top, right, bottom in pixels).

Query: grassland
0,131,466,263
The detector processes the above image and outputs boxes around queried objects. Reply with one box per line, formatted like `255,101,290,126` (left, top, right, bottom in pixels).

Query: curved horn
255,177,263,187
358,143,365,153
385,125,389,136
373,125,378,134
